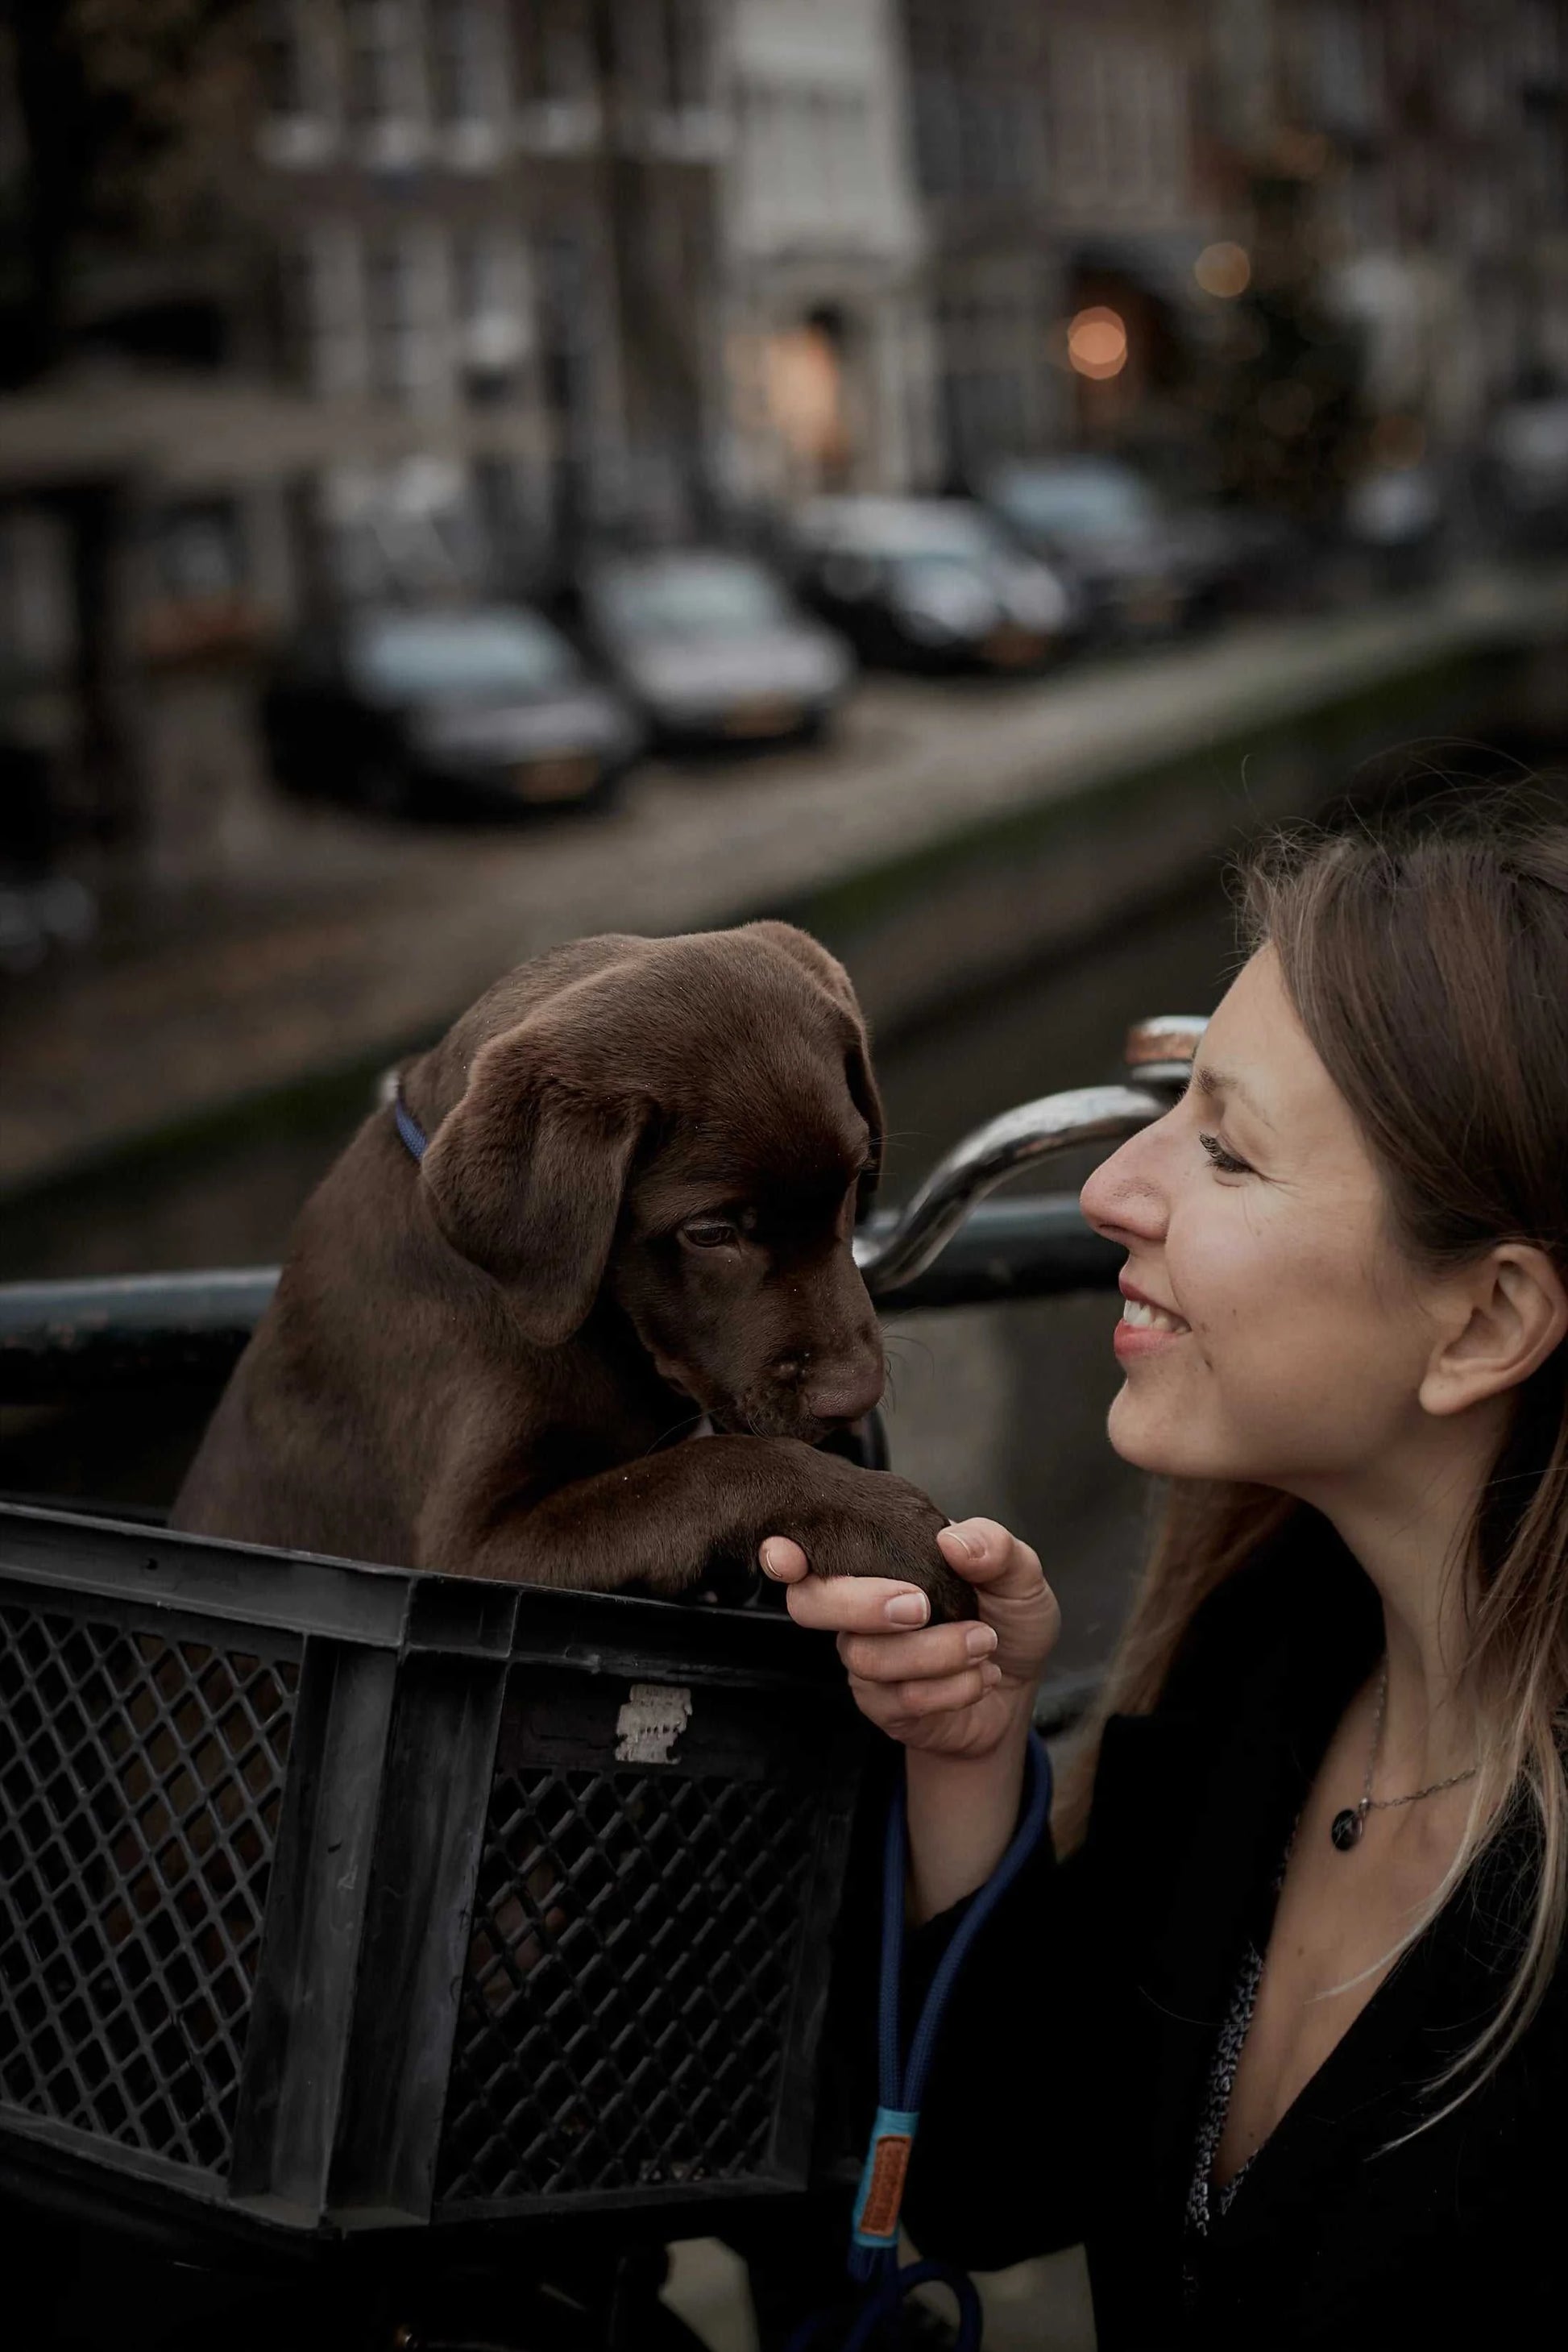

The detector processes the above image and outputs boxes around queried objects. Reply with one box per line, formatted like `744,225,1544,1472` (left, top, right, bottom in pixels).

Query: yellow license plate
723,698,799,737
983,626,1047,666
514,753,595,802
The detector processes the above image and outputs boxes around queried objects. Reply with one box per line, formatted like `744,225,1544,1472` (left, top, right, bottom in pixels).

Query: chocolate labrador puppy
172,922,972,1618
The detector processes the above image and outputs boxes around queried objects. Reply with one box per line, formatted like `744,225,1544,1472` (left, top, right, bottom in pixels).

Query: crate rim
0,1499,848,1689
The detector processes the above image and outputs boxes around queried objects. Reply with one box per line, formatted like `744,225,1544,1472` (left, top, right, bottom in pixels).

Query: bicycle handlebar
0,1015,1206,1402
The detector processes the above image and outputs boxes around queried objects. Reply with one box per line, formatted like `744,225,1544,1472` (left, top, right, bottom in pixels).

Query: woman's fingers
936,1518,1044,1596
776,1570,939,1633
838,1620,997,1682
758,1536,809,1583
848,1663,1004,1720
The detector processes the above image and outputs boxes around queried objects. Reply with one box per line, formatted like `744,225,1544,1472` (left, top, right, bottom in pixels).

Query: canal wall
2,563,1566,1221
780,576,1568,1041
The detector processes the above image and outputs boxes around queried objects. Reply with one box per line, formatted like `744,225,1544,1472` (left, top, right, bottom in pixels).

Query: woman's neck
1301,1405,1504,1782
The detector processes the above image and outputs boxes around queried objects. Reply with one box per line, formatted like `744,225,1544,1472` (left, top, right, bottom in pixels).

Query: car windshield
591,556,793,641
990,464,1159,543
804,500,1004,566
349,611,579,699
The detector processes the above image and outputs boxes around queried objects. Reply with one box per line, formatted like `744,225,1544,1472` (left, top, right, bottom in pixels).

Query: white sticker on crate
614,1682,693,1764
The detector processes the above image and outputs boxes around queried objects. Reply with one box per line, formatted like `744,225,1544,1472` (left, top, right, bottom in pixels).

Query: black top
900,1522,1566,2348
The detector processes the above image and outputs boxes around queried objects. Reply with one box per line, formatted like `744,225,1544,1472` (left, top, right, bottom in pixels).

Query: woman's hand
759,1516,1060,1761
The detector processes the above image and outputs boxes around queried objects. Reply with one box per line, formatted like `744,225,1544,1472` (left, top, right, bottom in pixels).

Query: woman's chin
1105,1386,1210,1479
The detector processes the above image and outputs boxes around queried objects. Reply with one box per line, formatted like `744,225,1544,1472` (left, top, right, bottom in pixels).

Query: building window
513,0,595,104
367,232,451,411
454,230,533,396
653,0,708,113
429,0,503,132
295,224,368,397
1305,0,1382,139
256,0,338,164
1047,29,1188,220
346,0,429,159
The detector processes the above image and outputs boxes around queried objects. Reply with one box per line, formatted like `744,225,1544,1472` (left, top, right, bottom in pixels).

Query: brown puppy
172,922,972,1618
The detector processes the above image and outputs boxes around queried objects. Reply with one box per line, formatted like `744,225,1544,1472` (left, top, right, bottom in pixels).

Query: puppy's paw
777,1460,978,1624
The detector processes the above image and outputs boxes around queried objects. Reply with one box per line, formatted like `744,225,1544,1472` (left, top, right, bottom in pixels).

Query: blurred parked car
1342,462,1446,586
1479,396,1568,552
563,548,853,746
787,496,1078,671
0,731,96,977
261,604,642,819
981,455,1296,637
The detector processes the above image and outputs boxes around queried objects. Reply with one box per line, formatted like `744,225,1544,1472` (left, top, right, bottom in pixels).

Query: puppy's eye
681,1218,739,1250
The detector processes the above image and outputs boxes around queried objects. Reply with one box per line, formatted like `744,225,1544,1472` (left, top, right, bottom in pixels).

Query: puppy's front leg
416,1433,976,1620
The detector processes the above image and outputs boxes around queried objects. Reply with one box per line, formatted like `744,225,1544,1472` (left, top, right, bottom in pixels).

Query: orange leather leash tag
858,2133,913,2239
852,2105,920,2247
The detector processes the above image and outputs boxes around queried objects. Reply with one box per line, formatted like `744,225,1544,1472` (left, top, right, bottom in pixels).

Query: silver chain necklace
1329,1657,1479,1852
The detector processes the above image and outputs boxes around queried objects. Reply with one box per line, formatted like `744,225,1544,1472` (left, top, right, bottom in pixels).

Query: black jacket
901,1525,1566,2347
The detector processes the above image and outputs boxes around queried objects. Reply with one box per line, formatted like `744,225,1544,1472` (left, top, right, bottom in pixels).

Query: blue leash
788,1730,1054,2352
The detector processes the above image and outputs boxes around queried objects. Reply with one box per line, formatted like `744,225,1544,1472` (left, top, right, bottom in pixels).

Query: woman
761,815,1568,2346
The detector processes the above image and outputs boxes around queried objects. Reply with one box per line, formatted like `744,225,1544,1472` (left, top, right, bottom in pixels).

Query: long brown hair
1060,805,1568,2096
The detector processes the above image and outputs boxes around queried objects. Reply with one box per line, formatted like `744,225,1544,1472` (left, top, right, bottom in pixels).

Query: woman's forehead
1201,948,1351,1147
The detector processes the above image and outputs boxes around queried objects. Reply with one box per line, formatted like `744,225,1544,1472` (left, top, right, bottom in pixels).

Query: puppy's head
416,923,886,1441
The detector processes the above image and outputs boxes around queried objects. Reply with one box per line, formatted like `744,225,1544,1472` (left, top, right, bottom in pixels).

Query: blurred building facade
251,0,730,595
721,0,935,503
903,0,1220,485
2,0,1566,892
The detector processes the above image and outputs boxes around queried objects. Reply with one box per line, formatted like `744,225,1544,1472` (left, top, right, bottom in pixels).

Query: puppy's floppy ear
420,1023,647,1346
846,1035,885,1217
746,922,884,1213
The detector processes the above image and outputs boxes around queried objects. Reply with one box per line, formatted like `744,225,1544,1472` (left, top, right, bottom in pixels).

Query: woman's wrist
904,1690,1036,1925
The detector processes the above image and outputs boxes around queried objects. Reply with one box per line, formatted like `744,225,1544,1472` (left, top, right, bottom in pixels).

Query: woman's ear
1418,1244,1568,1419
421,1023,648,1346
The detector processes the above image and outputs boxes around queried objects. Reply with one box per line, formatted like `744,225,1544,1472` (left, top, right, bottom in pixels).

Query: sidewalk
3,565,1564,1196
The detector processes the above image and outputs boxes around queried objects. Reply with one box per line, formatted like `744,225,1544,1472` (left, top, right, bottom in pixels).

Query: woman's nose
1081,1120,1170,1243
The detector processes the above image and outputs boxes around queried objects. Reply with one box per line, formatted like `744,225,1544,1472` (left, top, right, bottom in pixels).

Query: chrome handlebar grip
855,1013,1207,1301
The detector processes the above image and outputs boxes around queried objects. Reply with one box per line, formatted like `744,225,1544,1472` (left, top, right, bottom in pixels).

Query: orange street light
1066,306,1128,380
1194,242,1251,298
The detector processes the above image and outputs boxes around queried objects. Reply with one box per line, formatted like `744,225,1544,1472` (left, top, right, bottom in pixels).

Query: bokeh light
1194,242,1251,298
1066,307,1129,381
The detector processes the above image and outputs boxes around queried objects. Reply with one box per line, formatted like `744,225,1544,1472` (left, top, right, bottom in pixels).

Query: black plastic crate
0,1503,863,2246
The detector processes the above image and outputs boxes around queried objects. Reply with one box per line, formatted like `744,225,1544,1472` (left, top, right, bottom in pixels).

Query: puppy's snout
799,1357,885,1427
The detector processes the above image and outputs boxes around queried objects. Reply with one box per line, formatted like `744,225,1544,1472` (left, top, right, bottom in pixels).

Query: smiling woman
763,800,1568,2348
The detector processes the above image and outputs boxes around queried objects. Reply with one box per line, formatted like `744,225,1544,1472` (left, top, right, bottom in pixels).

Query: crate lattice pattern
0,1599,298,2172
438,1766,823,2201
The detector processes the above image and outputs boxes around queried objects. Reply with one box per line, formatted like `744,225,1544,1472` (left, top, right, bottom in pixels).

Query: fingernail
980,1661,1003,1689
886,1593,929,1627
964,1624,998,1659
760,1541,784,1577
944,1525,978,1561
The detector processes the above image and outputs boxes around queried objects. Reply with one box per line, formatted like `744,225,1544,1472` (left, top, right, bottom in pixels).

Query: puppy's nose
801,1362,885,1425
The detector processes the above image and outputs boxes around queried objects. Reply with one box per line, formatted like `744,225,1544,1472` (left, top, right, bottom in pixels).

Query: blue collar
392,1085,429,1163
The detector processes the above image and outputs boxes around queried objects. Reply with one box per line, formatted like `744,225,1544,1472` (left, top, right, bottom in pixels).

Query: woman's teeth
1120,1298,1190,1334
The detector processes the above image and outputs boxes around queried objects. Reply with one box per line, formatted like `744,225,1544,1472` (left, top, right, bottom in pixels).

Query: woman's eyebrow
1193,1064,1275,1130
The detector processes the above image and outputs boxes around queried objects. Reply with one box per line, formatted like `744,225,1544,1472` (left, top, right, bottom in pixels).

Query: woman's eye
682,1220,739,1249
1197,1131,1252,1177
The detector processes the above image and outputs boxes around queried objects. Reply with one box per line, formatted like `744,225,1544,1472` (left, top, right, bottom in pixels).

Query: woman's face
1081,944,1441,1496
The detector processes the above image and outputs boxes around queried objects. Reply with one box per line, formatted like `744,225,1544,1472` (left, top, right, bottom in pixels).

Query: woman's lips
1113,1316,1189,1360
1112,1288,1192,1360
